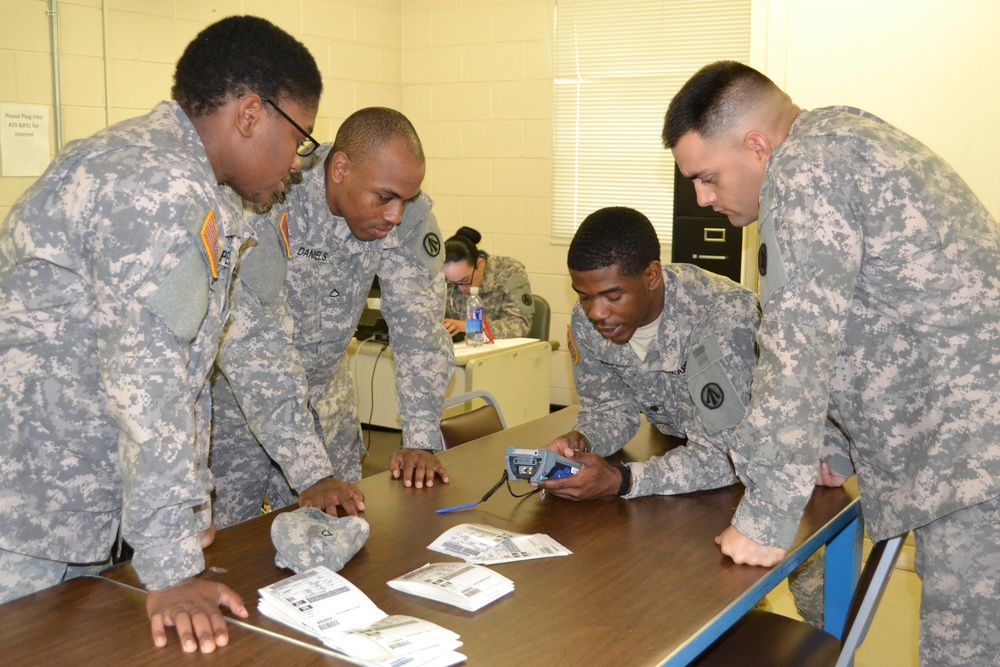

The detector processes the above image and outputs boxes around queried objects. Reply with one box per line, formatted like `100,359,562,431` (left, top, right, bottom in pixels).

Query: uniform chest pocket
685,334,747,435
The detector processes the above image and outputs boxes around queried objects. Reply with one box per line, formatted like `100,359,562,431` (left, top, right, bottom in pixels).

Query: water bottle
465,286,485,347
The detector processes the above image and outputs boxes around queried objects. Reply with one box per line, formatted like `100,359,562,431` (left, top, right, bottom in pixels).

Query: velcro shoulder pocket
686,334,747,434
145,246,210,341
238,219,288,305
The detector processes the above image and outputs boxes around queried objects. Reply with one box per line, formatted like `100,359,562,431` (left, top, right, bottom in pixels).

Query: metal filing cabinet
670,164,743,283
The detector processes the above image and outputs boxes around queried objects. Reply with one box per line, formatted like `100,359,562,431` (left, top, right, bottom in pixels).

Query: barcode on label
440,540,480,557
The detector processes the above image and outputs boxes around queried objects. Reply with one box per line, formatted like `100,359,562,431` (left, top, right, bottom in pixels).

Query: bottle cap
470,286,480,295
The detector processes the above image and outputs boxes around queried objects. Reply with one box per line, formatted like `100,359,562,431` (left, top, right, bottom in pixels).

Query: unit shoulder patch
423,232,441,257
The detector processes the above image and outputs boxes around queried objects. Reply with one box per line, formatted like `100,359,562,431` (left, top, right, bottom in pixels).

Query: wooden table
0,575,349,664
101,405,859,666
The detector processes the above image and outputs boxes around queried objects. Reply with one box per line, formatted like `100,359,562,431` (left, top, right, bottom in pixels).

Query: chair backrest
440,390,507,449
834,535,904,666
528,295,551,341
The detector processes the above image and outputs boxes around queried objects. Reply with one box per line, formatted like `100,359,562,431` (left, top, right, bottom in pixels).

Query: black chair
439,390,507,449
689,535,904,667
528,295,559,350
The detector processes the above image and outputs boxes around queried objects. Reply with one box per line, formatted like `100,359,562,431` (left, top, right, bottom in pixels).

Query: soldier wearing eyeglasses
0,16,335,655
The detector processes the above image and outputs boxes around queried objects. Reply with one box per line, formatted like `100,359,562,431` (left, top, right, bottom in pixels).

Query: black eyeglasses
447,263,478,288
260,96,320,157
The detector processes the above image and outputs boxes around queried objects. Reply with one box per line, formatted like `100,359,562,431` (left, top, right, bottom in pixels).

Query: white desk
347,337,552,430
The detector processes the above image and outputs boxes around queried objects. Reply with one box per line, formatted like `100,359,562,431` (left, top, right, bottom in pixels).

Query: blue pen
435,502,478,514
436,471,507,514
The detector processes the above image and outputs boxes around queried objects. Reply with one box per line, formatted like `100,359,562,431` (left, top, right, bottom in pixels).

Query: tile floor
360,426,922,665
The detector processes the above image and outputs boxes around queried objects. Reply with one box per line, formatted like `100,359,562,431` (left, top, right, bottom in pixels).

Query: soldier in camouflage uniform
211,107,454,528
0,16,348,654
665,61,1000,666
442,226,534,338
212,202,366,529
538,206,837,627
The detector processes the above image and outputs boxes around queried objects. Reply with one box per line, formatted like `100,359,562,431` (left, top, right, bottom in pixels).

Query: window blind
552,0,751,244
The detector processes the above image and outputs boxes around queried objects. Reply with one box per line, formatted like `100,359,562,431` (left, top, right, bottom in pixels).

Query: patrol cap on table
270,507,370,573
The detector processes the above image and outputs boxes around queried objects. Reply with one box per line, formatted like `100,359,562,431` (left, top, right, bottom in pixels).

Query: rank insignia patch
200,210,220,279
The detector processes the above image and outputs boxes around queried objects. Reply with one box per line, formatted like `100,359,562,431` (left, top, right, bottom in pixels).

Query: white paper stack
258,566,466,667
388,562,514,611
427,523,572,564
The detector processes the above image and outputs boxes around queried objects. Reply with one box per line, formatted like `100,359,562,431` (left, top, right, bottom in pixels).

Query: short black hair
445,226,484,265
173,16,322,118
662,60,778,148
567,207,660,276
331,107,424,166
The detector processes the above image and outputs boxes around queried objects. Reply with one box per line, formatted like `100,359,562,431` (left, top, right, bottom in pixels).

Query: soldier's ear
328,151,351,184
235,94,263,139
644,261,663,291
744,130,772,166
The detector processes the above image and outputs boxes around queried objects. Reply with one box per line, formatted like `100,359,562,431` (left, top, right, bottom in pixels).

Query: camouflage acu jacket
733,107,1000,546
447,254,533,338
0,101,246,590
569,265,759,497
261,145,452,451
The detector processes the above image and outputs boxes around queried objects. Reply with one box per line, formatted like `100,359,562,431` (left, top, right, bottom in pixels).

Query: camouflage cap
270,507,370,573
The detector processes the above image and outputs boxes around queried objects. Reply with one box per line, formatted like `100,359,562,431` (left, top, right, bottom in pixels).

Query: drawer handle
704,228,727,242
692,254,728,261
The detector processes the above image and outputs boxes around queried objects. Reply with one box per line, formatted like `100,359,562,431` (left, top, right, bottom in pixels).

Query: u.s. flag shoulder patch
567,324,579,365
279,212,292,259
200,210,220,279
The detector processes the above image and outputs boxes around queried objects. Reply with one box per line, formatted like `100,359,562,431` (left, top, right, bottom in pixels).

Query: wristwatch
614,463,632,496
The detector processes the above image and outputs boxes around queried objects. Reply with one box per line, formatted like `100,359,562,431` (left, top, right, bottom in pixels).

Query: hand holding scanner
505,448,581,484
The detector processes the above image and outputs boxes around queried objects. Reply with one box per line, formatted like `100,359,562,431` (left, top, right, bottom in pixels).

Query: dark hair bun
454,226,482,244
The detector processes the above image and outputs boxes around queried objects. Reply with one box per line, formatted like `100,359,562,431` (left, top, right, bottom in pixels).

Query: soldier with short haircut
539,206,837,627
0,15,337,654
211,107,454,528
665,60,1000,666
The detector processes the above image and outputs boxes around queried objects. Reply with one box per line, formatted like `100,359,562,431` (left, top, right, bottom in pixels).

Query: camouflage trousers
914,495,1000,667
786,549,826,628
0,549,110,604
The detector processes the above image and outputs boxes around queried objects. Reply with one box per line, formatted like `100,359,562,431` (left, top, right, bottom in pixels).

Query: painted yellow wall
2,0,998,405
754,0,1000,220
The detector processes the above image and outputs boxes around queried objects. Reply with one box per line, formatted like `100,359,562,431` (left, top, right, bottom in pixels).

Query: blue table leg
824,514,863,637
663,500,861,665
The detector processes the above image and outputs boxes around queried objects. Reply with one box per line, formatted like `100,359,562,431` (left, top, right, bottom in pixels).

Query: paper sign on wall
1,104,51,177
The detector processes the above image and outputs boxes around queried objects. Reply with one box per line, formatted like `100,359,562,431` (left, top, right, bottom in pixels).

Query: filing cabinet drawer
671,216,742,282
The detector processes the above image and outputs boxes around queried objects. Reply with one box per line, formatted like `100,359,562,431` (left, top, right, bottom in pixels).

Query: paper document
389,562,514,611
258,566,466,667
428,523,572,564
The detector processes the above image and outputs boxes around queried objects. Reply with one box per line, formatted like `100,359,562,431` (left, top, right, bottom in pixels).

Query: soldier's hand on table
298,477,365,516
816,461,847,487
198,520,216,549
146,578,247,653
390,448,449,488
535,451,619,500
715,525,787,567
442,318,465,336
543,430,588,456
